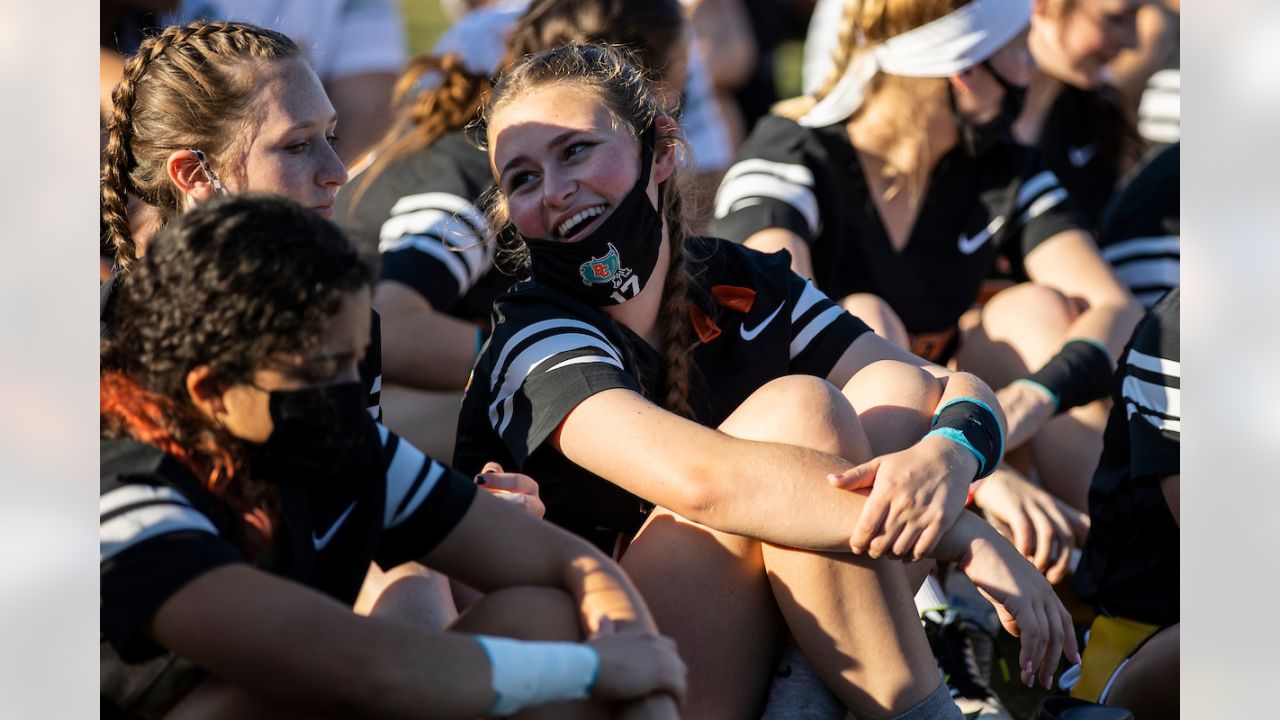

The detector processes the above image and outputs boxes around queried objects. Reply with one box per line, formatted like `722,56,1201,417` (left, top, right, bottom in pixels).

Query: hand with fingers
587,617,688,710
996,381,1056,451
828,433,977,560
474,462,546,519
944,512,1081,690
971,465,1090,584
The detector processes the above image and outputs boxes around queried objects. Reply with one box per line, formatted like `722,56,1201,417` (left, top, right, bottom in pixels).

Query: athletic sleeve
378,172,496,313
1006,162,1087,262
471,300,642,467
1120,289,1180,482
710,115,824,246
786,271,872,376
100,471,244,663
1098,143,1180,309
372,424,479,568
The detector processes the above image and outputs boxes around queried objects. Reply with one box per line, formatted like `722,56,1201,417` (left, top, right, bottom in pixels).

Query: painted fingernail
474,475,486,485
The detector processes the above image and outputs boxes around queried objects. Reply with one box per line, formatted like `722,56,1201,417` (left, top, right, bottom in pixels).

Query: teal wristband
1013,378,1059,413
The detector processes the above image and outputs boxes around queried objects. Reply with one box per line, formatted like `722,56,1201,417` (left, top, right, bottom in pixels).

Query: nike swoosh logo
312,502,356,550
957,214,1007,255
740,301,785,341
1068,143,1098,168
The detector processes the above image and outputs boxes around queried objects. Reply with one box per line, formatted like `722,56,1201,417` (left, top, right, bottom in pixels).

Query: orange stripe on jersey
710,284,756,313
689,305,722,344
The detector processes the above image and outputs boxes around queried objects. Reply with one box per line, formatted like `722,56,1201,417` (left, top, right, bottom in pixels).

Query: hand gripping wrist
475,636,600,716
924,397,1005,480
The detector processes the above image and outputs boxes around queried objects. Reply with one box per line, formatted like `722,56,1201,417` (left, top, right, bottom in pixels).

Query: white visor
799,0,1031,128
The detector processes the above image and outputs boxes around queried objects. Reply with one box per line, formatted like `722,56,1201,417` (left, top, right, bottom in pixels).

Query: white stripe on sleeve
101,492,219,562
1100,236,1180,263
714,159,820,235
1126,348,1180,379
790,306,845,359
1122,375,1180,420
489,331,624,436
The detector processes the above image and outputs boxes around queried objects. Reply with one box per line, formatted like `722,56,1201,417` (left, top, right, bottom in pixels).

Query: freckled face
488,84,652,243
230,58,348,218
1031,0,1144,89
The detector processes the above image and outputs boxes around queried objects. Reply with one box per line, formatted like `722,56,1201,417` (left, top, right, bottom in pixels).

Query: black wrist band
927,398,1005,480
1019,339,1114,414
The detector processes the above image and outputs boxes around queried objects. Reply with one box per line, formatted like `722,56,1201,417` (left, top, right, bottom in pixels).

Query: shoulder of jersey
738,113,815,156
101,438,202,497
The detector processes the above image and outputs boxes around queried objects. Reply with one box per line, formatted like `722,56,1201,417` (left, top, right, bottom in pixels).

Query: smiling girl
456,43,1079,719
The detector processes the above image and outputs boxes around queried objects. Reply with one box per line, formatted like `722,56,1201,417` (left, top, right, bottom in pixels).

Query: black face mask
524,123,663,307
252,382,381,486
952,59,1028,159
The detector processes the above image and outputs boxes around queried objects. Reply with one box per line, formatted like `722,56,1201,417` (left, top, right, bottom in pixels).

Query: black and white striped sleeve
100,477,243,662
1121,289,1180,481
482,315,641,466
372,424,478,568
378,191,495,311
786,273,871,376
710,116,823,245
1007,166,1085,259
1098,143,1180,309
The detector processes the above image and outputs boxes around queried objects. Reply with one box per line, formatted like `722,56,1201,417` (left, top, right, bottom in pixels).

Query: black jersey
710,115,1083,336
1074,288,1179,627
336,130,516,324
101,423,476,711
1097,143,1179,309
100,272,384,421
1036,84,1127,231
454,236,871,550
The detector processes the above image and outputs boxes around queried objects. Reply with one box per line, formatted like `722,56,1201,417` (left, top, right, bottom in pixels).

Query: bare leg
726,375,942,718
842,293,911,351
1105,624,1179,719
621,508,782,720
354,561,459,631
956,283,1107,511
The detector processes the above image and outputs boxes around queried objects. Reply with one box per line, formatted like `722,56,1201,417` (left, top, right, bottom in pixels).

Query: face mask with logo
251,382,382,486
952,60,1028,159
524,123,664,306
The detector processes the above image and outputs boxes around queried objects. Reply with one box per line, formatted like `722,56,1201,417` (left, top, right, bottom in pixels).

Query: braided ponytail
99,21,298,272
346,53,492,214
656,181,698,420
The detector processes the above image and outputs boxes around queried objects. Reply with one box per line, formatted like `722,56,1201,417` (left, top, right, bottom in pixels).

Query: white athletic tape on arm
475,635,600,715
799,0,1031,128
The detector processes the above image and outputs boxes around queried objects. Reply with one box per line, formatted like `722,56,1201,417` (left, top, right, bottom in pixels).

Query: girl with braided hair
456,43,1079,719
335,0,694,401
100,193,686,719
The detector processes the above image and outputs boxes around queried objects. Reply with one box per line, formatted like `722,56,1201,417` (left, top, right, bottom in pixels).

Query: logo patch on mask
579,243,623,285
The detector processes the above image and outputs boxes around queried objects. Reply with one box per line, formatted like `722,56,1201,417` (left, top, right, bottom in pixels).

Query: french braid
100,21,298,272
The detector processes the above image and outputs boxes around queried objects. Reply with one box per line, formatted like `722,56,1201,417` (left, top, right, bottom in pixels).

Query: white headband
799,0,1030,128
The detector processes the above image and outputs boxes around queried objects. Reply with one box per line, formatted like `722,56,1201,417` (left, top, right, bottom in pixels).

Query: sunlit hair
346,53,493,218
100,21,299,272
101,194,371,557
482,44,699,419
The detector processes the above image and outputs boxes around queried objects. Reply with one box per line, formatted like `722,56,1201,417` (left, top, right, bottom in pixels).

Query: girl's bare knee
720,376,861,456
843,293,910,349
452,586,581,641
843,360,941,455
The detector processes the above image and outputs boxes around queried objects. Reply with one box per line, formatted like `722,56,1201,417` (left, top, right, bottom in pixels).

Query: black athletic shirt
100,424,477,711
1036,84,1127,232
1074,288,1179,627
336,130,517,324
100,273,384,421
1097,143,1180,309
453,236,871,551
710,115,1084,336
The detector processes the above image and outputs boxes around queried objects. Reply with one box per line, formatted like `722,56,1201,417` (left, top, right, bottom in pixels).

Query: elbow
661,458,728,528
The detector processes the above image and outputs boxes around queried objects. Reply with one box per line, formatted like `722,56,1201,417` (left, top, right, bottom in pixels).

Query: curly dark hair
101,194,371,556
